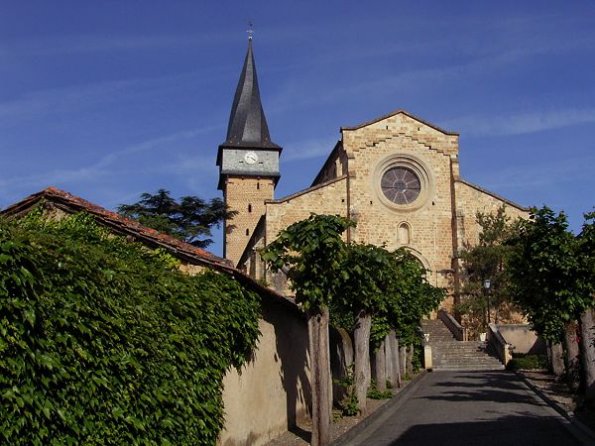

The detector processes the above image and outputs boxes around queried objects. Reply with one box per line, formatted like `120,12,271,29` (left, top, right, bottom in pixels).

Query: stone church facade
218,40,528,310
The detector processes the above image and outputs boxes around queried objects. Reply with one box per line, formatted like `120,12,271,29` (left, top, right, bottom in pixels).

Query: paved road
344,371,586,446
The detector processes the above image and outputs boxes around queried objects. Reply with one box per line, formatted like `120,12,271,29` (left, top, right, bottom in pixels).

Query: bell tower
217,37,282,266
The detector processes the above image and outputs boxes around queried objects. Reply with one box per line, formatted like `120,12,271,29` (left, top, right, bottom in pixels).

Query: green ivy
0,212,260,445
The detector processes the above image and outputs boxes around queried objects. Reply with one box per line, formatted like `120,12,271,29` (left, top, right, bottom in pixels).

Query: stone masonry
233,110,529,309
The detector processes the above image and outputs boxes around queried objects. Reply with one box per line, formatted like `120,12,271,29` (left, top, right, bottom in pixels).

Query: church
217,38,528,311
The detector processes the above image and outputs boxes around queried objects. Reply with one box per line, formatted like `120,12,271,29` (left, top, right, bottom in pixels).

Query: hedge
0,211,260,445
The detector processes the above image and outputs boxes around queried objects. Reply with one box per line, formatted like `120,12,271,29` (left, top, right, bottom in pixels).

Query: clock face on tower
244,151,259,164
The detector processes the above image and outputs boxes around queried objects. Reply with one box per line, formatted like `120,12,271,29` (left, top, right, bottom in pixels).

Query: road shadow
416,371,539,405
386,413,580,445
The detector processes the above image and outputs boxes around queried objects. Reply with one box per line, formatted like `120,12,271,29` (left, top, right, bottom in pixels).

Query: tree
261,214,354,446
335,244,394,414
457,206,520,336
577,211,595,398
508,206,595,391
333,247,443,411
117,189,232,248
508,207,585,342
385,250,444,346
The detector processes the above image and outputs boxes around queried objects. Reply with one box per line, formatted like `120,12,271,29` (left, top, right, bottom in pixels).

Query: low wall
497,324,546,355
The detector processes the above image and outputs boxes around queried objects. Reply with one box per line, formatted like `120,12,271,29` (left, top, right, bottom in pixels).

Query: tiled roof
0,187,304,316
1,187,234,270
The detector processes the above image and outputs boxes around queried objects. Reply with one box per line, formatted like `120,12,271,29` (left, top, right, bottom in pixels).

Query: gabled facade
222,98,528,309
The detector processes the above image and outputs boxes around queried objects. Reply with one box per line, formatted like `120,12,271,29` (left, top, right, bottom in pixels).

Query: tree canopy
457,206,521,333
333,245,443,345
507,206,592,342
117,189,232,248
261,214,355,312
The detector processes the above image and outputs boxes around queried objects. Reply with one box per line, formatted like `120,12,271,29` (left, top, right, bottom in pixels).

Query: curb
515,371,595,445
331,370,429,446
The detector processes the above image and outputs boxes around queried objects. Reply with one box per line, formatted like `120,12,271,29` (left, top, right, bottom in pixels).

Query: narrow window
248,204,252,213
246,228,250,236
398,223,411,245
257,182,260,190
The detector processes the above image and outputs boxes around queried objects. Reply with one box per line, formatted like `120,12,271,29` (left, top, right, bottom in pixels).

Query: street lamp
483,279,491,325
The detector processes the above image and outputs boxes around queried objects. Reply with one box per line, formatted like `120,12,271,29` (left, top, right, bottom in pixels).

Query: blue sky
1,1,594,255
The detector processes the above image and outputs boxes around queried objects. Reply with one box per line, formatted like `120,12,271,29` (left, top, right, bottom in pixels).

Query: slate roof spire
223,38,280,149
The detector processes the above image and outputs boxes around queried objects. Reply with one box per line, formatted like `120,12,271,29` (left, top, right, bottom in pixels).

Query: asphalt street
343,371,586,446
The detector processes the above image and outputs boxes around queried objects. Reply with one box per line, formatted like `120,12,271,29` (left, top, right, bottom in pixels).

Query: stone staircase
421,319,505,371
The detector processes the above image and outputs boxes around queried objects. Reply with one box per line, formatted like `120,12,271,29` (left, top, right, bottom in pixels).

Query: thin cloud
444,109,595,137
0,33,238,58
283,136,337,162
478,155,595,191
0,126,220,192
0,70,228,126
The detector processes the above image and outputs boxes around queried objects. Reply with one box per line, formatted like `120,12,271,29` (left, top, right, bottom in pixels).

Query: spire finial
247,21,254,41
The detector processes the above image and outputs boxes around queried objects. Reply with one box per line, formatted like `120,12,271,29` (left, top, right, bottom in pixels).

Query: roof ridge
456,178,530,211
2,187,233,269
341,109,459,136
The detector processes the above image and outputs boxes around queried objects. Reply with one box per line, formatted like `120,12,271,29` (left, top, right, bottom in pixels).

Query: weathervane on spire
247,21,254,41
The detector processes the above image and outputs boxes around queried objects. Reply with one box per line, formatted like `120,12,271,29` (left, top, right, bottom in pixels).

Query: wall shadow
265,301,312,442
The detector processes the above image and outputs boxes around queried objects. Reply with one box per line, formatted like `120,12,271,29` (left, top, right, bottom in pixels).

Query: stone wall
219,300,311,446
265,176,349,243
454,180,528,248
341,112,459,306
224,177,275,266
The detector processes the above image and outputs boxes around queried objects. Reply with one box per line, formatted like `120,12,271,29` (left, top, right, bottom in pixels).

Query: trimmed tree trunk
400,345,407,379
391,333,402,388
549,341,565,377
564,321,581,392
384,334,394,388
406,344,414,377
308,307,331,446
354,310,372,414
375,339,387,392
580,308,595,401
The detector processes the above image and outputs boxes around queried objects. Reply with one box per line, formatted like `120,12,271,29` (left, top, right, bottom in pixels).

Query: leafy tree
261,214,354,446
333,246,443,409
334,244,394,413
508,207,595,393
118,189,233,248
384,250,444,345
507,207,586,343
457,206,521,336
577,211,595,398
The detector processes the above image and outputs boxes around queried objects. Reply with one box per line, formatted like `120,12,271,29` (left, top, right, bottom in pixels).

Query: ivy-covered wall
0,212,261,445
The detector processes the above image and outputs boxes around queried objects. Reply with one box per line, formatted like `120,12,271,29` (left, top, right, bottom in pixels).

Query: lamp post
483,279,491,326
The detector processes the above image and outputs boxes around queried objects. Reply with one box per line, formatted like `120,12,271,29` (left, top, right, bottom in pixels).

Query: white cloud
444,109,595,137
0,33,238,58
478,155,595,191
0,126,220,192
283,136,337,162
